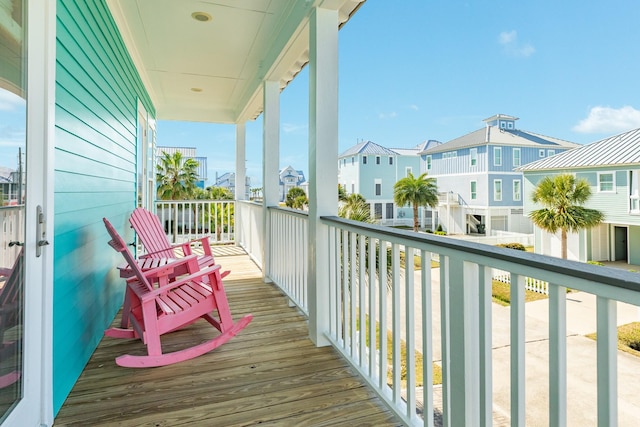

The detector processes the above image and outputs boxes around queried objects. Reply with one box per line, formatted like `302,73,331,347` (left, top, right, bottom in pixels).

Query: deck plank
54,249,402,426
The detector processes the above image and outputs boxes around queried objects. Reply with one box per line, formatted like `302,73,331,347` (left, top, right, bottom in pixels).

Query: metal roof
519,127,640,171
339,140,398,157
422,126,579,154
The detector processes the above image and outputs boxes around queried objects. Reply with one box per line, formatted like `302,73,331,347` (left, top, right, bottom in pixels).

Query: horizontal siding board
55,118,134,169
53,0,153,414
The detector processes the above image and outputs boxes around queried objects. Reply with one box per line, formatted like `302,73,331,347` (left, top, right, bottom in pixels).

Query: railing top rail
154,199,234,204
321,215,640,294
268,205,310,218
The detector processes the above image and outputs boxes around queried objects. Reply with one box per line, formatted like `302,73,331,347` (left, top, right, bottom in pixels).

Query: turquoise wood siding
54,0,154,414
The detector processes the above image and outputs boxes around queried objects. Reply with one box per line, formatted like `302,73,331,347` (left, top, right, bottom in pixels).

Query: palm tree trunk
561,228,567,259
413,203,419,232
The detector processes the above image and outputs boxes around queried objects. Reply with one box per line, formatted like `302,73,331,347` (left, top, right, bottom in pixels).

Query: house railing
0,205,24,268
492,269,549,295
267,207,309,314
153,200,235,245
317,216,640,426
236,200,264,268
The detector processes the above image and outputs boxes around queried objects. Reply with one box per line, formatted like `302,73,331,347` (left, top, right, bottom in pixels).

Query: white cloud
282,122,306,133
573,106,640,134
0,90,24,111
378,111,398,120
498,30,535,58
409,104,419,111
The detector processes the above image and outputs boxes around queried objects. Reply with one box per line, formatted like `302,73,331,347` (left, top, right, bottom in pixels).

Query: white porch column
307,6,338,347
235,122,246,201
262,80,280,282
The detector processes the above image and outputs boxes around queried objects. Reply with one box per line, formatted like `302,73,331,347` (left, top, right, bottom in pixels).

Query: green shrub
587,260,605,266
496,243,526,251
425,229,432,233
435,231,447,236
436,224,443,232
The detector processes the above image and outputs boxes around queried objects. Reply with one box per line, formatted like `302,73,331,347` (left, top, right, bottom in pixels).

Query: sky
3,1,636,186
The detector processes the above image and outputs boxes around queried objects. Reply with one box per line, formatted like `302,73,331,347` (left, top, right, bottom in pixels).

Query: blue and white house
520,127,640,265
338,140,440,226
279,165,306,202
420,114,579,235
215,172,251,199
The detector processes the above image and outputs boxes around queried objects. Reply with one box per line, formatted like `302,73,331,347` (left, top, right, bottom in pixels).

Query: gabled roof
422,127,579,154
519,127,640,171
339,140,397,157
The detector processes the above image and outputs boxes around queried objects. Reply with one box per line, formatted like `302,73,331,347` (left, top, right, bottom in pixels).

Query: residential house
279,165,306,202
157,146,208,188
520,127,640,265
214,172,251,199
420,114,579,235
338,140,440,226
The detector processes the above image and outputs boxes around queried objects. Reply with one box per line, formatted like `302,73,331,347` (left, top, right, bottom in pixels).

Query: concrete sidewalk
402,268,640,425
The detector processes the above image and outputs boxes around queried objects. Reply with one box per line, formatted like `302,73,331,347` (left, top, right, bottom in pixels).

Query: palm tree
156,151,199,200
285,187,308,209
339,193,371,222
393,172,438,232
206,186,234,200
529,173,604,259
338,184,347,202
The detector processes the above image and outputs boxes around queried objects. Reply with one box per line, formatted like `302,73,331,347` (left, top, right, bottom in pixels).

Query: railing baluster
511,273,525,426
597,296,617,426
439,256,450,427
369,237,377,379
549,282,567,427
422,250,433,427
343,229,350,351
350,232,357,356
359,234,366,368
479,265,492,427
392,243,401,404
328,225,336,339
379,239,388,390
405,246,416,419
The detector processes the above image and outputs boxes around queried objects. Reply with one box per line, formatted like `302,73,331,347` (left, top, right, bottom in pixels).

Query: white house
279,165,306,202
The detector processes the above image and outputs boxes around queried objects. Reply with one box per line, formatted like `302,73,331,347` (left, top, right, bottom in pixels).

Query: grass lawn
586,322,640,357
491,280,549,306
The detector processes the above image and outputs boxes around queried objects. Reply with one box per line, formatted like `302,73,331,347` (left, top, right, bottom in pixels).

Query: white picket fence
492,269,549,295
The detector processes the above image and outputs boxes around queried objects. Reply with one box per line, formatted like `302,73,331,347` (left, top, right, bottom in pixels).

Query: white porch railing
239,209,640,426
236,200,264,269
267,207,309,315
0,205,24,268
493,269,550,295
153,200,235,245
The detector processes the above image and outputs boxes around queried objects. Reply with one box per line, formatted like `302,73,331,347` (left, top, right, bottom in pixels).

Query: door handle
8,241,23,247
36,205,48,257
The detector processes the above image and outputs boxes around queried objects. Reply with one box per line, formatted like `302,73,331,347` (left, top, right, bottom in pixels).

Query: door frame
2,0,55,425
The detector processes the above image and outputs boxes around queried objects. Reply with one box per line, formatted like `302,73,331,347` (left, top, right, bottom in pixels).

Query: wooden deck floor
54,248,403,427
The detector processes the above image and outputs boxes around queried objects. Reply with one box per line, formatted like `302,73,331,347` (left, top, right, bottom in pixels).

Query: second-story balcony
55,200,640,426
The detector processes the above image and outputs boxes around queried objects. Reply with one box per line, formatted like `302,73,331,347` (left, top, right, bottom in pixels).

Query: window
507,122,514,129
500,121,506,129
598,172,615,192
493,147,502,166
630,171,640,213
362,156,367,164
375,183,381,196
389,156,393,165
351,157,354,165
386,203,394,219
376,156,381,165
539,149,545,158
443,151,457,159
351,183,355,194
547,149,555,157
513,179,521,201
513,148,521,167
374,203,382,219
470,181,477,200
406,167,412,177
494,179,502,201
426,155,432,170
470,148,477,166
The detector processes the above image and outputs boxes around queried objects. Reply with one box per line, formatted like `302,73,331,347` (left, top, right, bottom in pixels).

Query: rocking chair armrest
138,255,200,281
175,237,212,256
140,264,222,301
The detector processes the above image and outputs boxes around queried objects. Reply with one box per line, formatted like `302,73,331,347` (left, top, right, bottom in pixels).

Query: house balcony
55,200,640,426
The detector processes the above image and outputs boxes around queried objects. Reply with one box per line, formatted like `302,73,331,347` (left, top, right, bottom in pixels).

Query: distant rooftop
519,127,640,171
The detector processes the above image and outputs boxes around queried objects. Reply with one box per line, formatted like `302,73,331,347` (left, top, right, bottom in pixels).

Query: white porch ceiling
106,0,365,124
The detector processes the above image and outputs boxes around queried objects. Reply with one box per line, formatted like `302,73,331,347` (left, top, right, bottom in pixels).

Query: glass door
0,0,28,420
0,0,51,424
